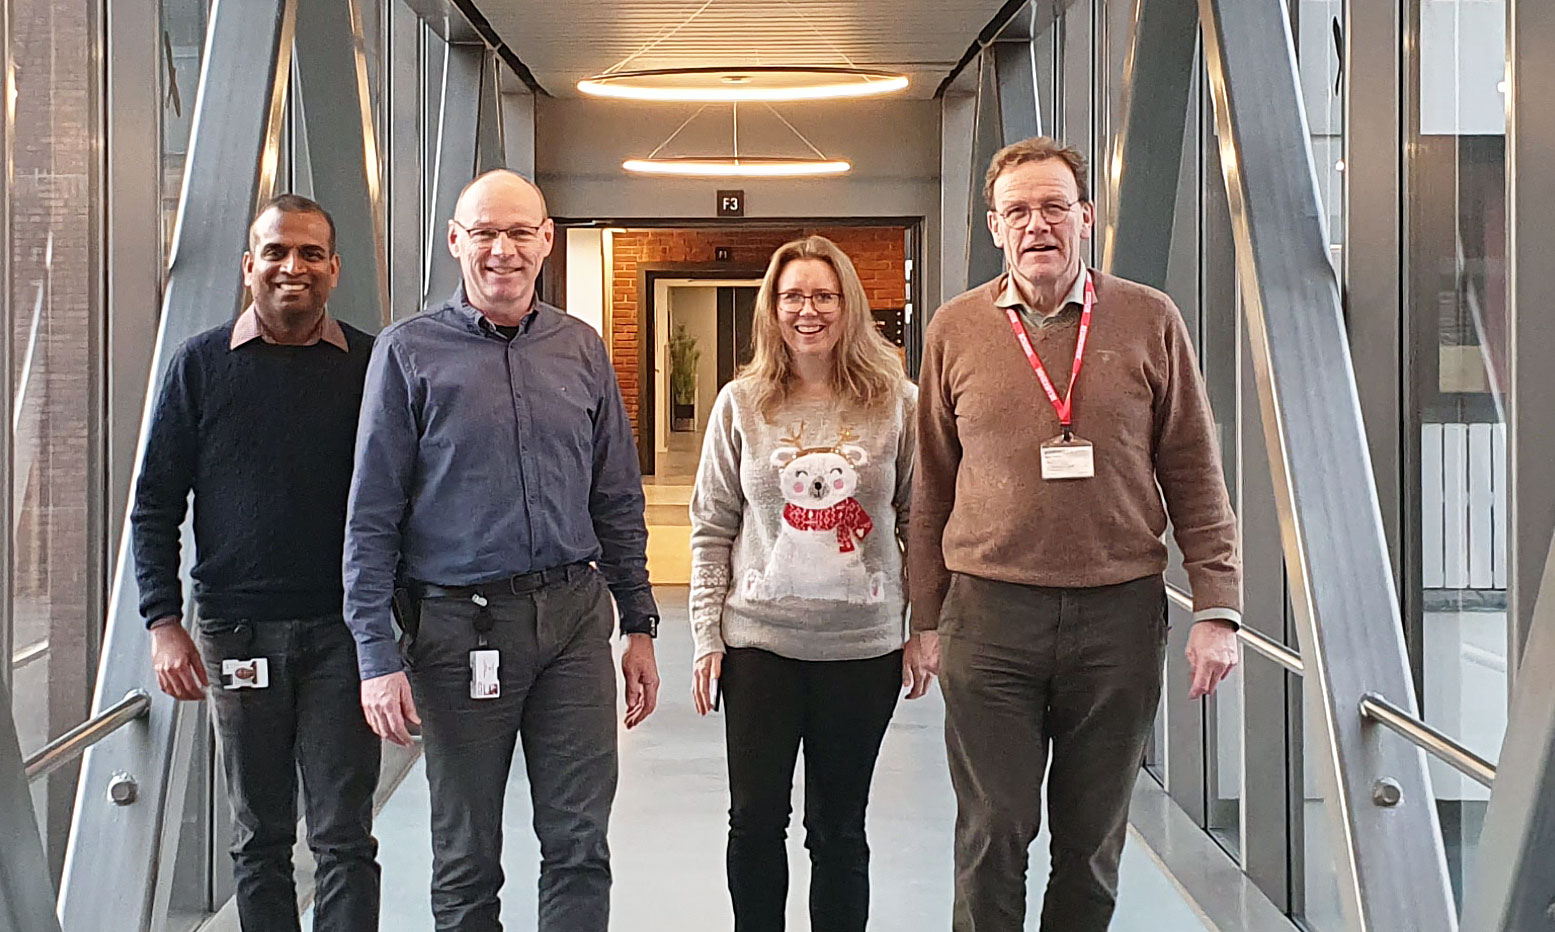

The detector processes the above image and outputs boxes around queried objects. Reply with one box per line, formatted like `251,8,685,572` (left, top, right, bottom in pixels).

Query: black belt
418,561,591,599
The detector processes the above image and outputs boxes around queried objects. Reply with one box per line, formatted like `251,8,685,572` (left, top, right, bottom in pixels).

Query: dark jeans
405,567,617,932
198,614,382,932
938,573,1167,932
721,646,903,932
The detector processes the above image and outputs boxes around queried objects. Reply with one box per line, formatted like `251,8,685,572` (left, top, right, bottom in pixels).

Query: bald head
447,169,555,324
454,170,548,225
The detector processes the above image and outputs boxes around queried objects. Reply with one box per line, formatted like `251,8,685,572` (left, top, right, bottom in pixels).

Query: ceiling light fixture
623,157,851,177
579,0,909,104
579,66,909,103
623,102,851,179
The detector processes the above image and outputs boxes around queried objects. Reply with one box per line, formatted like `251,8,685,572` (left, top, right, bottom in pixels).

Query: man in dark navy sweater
132,194,381,932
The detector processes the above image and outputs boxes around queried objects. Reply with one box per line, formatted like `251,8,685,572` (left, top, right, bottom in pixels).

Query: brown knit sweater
908,271,1241,630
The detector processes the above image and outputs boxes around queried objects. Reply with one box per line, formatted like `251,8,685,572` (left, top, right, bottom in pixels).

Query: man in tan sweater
910,137,1242,931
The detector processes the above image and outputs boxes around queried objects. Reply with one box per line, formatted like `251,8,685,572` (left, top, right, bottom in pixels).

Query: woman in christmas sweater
690,235,934,932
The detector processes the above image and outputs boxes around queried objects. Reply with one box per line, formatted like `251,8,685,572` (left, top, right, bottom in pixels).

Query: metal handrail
24,690,152,783
1166,583,1492,783
1165,584,1305,674
1360,692,1497,789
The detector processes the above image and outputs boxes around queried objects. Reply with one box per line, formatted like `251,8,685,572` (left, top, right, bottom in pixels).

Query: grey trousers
405,567,618,932
938,573,1167,932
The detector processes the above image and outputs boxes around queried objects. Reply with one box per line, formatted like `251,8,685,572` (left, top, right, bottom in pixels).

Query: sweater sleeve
688,385,744,660
131,344,200,625
908,321,961,631
1153,303,1242,615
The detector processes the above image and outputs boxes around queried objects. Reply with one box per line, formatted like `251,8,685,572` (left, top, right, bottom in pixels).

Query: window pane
1409,0,1508,913
10,0,103,876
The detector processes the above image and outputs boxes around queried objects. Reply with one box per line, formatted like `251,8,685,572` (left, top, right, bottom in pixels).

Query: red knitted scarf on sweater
782,498,873,553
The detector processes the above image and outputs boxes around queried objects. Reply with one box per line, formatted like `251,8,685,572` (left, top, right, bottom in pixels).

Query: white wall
668,286,720,431
564,227,606,336
537,96,942,315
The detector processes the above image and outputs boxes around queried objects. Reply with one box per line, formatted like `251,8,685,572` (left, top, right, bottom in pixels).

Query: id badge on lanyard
1006,274,1096,481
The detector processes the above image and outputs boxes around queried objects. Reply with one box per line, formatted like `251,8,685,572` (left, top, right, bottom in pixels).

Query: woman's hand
902,631,940,700
692,651,724,716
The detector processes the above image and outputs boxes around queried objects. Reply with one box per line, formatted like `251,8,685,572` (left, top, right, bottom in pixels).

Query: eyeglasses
777,291,841,312
452,220,545,247
996,200,1080,228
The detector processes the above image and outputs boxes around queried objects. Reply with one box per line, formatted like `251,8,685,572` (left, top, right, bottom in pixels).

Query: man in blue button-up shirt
344,169,659,931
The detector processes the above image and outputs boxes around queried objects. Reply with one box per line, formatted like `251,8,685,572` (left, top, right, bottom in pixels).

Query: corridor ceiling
472,0,1017,98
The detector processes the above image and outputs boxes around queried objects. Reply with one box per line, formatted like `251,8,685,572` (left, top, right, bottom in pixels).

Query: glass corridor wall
1,0,521,910
0,0,1537,928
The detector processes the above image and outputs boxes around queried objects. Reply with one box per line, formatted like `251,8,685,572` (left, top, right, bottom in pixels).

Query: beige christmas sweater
689,377,917,662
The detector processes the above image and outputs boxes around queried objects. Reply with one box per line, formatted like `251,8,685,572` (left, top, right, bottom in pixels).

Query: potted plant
669,323,700,431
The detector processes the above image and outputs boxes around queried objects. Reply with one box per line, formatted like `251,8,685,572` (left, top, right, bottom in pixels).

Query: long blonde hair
741,235,907,419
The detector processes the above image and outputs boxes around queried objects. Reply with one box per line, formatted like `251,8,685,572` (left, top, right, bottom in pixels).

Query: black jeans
938,573,1167,932
721,646,902,932
198,614,381,932
406,567,618,932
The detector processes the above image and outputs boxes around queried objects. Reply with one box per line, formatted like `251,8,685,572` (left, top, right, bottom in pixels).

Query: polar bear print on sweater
745,423,887,605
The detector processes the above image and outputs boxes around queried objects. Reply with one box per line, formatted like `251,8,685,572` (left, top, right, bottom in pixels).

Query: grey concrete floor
310,586,1211,931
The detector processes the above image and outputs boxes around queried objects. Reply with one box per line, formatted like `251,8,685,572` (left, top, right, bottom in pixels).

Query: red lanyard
1004,273,1095,438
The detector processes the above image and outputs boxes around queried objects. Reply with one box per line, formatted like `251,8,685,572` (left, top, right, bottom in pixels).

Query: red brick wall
609,226,906,435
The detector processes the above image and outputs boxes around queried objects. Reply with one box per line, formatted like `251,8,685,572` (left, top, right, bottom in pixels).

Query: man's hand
902,631,940,700
621,634,659,729
1186,619,1240,700
361,671,420,747
150,620,208,700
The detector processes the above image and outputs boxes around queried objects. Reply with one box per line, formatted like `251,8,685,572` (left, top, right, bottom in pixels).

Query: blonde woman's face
775,258,844,362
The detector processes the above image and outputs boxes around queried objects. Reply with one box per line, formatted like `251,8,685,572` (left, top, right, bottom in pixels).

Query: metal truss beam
993,39,1041,141
0,687,62,932
967,50,1007,289
1198,0,1457,928
58,1,296,928
1466,530,1555,928
423,39,484,304
1100,0,1199,289
295,0,391,332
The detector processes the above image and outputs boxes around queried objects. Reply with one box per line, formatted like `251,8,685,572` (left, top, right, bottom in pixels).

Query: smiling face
242,207,339,322
447,172,554,320
986,157,1095,295
775,257,844,362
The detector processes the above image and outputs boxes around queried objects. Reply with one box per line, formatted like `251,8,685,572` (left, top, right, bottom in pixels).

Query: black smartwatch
622,615,659,638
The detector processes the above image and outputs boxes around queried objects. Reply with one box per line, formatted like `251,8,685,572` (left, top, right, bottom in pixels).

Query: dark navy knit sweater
131,320,374,625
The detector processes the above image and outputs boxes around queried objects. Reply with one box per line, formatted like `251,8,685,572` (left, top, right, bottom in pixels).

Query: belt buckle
508,572,541,596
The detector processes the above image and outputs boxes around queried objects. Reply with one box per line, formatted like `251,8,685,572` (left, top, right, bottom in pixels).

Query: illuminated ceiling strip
578,69,909,103
623,157,852,177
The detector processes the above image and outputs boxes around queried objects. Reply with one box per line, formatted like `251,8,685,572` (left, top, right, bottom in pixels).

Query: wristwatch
622,615,659,638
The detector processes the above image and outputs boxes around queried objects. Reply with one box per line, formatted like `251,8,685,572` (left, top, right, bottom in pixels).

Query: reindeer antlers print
779,421,808,449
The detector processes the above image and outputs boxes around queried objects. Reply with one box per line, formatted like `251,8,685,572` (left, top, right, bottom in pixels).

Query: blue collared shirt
343,288,657,679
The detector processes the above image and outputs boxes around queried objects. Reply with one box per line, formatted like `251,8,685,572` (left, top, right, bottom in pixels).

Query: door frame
636,264,766,476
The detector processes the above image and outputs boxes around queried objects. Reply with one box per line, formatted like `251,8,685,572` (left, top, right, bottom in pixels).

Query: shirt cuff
356,638,405,680
147,615,181,631
1193,608,1242,629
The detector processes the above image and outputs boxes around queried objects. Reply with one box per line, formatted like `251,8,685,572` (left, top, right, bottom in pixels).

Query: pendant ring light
623,102,851,178
579,66,909,103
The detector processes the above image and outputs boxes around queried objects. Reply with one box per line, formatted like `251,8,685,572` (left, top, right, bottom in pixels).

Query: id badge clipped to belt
469,593,500,700
222,657,270,690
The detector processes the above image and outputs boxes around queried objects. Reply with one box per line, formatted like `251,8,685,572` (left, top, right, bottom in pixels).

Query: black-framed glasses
452,219,545,247
996,200,1080,228
777,290,841,312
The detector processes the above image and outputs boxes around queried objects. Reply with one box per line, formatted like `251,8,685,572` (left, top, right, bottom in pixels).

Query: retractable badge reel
469,593,500,700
